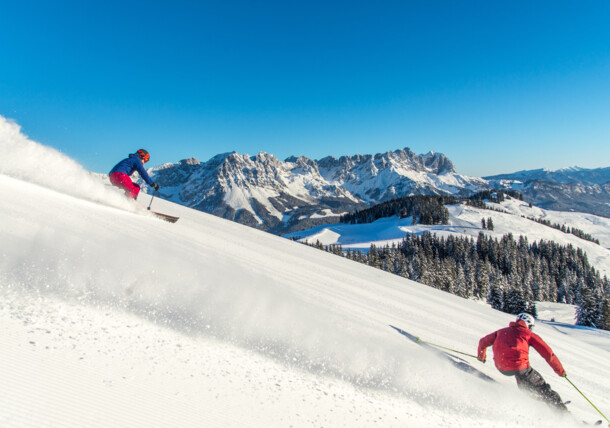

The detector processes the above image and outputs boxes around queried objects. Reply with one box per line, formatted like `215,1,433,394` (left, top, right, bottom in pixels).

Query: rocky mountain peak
422,151,455,174
146,147,486,234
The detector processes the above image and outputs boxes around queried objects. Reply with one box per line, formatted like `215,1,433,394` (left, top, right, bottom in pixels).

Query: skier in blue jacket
109,149,159,199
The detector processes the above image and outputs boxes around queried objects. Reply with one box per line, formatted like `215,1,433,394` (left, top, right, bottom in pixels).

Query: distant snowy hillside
2,116,610,428
286,197,610,277
486,167,610,186
485,167,610,218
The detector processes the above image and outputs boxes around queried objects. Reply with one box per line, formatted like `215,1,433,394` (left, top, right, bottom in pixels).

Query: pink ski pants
109,172,141,199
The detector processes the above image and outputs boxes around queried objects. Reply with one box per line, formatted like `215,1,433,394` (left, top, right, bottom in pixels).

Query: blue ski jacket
109,153,154,186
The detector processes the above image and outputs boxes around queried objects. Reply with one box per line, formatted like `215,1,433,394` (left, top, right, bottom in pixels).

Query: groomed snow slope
1,118,609,427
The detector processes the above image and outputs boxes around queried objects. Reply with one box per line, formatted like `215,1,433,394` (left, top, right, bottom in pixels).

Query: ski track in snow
1,116,609,427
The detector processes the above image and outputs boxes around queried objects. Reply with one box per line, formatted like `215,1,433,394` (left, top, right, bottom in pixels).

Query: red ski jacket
478,320,566,376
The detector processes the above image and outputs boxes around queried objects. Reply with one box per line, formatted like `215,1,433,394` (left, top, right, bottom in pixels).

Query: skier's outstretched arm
530,333,566,376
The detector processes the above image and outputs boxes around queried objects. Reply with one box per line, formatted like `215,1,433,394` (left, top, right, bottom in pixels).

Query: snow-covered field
1,117,610,427
286,199,610,278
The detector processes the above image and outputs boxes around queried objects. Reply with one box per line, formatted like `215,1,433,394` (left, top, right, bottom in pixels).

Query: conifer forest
306,193,610,331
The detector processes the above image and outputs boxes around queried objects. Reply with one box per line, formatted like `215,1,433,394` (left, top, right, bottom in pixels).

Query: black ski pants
502,367,566,411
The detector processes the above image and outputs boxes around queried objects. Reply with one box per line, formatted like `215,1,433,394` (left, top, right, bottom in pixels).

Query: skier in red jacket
478,313,567,410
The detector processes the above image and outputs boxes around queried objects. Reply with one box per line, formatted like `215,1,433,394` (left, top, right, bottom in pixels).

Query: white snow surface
1,118,610,427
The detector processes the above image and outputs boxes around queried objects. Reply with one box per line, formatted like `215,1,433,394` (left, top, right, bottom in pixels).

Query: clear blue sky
1,0,609,177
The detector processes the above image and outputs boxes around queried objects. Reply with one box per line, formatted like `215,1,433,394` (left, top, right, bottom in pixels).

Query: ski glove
151,183,159,191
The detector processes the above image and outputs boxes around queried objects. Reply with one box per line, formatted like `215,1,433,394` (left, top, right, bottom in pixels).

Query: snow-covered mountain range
146,148,488,234
486,167,610,218
145,150,610,235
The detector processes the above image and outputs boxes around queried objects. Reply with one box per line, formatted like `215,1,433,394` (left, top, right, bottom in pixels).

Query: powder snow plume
0,115,129,209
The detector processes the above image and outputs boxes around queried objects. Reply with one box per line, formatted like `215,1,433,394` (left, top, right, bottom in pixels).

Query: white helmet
516,313,535,330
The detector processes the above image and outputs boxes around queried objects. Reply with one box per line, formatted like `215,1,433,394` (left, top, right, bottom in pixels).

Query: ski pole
564,376,609,426
415,337,479,360
147,190,157,211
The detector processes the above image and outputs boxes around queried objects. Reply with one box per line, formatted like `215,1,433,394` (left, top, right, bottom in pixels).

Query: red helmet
137,149,150,163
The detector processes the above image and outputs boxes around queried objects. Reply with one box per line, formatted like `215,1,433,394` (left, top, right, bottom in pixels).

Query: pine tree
487,283,504,311
454,263,467,297
576,288,599,328
526,301,538,318
487,217,494,231
475,260,490,300
504,285,527,315
464,260,476,298
369,244,380,268
531,258,544,301
597,298,610,331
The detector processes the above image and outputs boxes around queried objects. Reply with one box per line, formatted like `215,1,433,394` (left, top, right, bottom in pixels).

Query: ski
150,211,179,223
